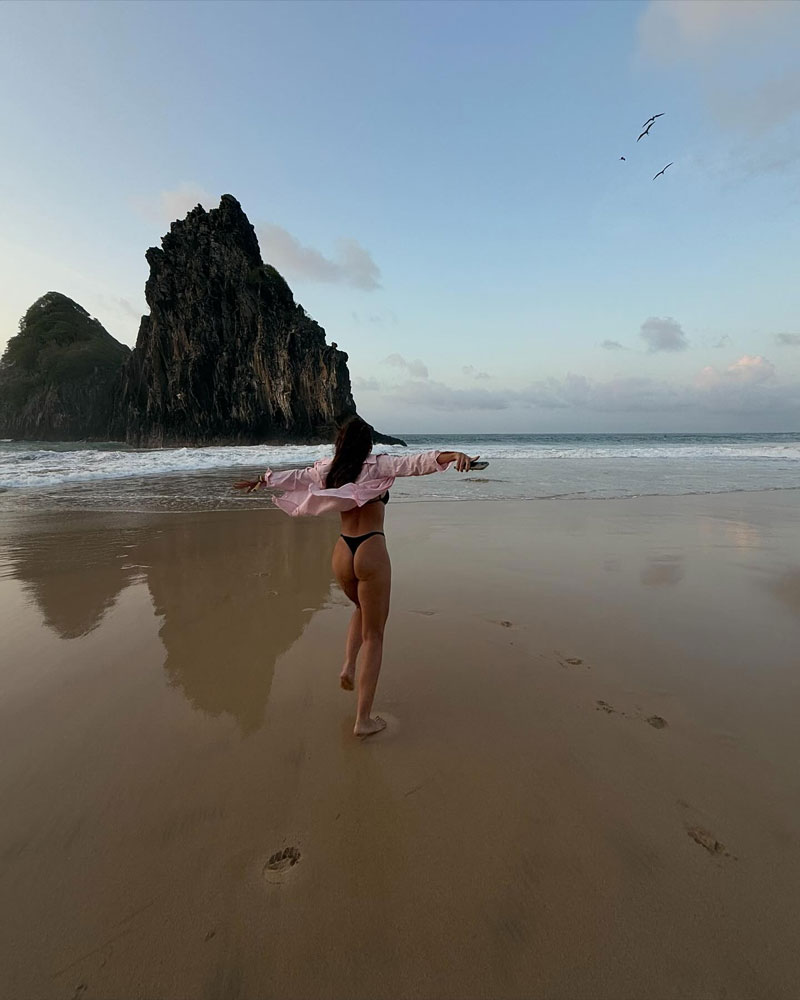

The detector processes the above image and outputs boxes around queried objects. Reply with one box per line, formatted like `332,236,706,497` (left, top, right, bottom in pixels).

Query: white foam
0,436,798,490
0,443,334,488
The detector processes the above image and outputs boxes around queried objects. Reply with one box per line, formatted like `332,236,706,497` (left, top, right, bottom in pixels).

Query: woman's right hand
234,479,262,493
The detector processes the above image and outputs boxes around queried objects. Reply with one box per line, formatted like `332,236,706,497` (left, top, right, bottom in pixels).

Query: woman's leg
353,537,392,736
341,606,362,690
332,538,361,689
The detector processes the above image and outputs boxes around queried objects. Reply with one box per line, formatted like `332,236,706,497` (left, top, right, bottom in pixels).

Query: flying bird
620,156,626,160
642,113,665,128
637,121,655,141
653,162,673,180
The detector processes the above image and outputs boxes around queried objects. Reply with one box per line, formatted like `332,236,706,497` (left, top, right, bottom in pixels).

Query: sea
0,433,798,513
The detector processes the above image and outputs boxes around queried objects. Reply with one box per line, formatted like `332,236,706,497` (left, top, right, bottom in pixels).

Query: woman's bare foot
339,667,355,691
354,715,387,738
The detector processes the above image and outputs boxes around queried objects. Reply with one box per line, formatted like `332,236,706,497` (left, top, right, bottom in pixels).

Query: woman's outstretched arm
233,466,316,494
375,450,477,478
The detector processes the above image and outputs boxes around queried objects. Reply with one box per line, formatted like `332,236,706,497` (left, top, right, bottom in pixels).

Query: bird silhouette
637,121,655,142
642,113,665,128
620,156,626,161
653,162,673,180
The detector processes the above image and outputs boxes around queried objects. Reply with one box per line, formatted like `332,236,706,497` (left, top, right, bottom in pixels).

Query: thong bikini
340,531,385,555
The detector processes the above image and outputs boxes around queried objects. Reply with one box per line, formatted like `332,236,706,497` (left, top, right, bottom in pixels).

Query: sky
1,0,799,433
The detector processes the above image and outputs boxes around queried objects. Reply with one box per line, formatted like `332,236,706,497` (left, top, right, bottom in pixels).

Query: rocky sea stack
114,194,398,446
0,292,130,441
1,196,402,447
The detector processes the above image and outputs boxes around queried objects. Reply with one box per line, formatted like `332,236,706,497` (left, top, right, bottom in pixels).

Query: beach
1,490,800,999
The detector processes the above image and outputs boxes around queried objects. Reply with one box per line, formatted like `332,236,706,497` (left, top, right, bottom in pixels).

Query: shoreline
2,476,799,518
2,492,800,998
4,431,799,515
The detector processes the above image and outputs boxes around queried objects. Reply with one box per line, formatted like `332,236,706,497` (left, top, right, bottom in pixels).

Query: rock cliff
1,198,403,447
0,292,129,440
113,194,402,446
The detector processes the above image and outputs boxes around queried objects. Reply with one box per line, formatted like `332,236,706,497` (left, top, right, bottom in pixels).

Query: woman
235,416,476,737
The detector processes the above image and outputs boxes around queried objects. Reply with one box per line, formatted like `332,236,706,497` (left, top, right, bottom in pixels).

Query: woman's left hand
455,453,478,471
234,479,262,493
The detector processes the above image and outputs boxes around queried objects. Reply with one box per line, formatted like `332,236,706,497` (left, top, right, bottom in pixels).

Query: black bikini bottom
341,531,385,555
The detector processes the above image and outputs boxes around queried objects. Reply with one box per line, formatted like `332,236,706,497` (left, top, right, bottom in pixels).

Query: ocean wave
0,443,334,488
0,435,798,490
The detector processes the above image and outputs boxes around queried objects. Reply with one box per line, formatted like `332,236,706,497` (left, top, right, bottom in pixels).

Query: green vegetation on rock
0,292,130,439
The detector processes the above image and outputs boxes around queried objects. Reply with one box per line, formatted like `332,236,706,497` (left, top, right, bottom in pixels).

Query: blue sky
1,0,799,432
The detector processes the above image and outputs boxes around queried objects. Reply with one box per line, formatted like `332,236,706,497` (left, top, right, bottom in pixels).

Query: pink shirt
260,450,450,517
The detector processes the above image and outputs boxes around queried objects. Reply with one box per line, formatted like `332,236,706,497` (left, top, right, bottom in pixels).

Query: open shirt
259,450,451,517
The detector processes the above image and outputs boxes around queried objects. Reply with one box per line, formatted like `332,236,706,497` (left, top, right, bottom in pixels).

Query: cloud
462,365,492,380
385,379,512,412
689,356,796,415
380,374,680,414
519,374,690,413
694,136,800,187
353,376,381,392
709,68,800,137
775,333,800,346
600,340,625,351
712,334,731,349
696,354,776,388
383,354,429,379
640,317,689,353
115,297,141,320
257,223,338,283
256,224,380,291
728,355,776,382
737,140,800,180
336,238,382,291
371,357,800,417
352,310,397,326
95,295,142,323
135,183,215,225
637,1,795,65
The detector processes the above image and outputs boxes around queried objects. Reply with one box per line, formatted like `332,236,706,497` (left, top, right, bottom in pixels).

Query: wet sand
1,491,799,1000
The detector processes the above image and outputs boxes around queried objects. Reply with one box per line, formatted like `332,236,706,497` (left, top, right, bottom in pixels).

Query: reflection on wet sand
139,513,338,732
698,515,764,551
640,554,685,587
3,510,339,731
770,569,800,617
2,515,145,639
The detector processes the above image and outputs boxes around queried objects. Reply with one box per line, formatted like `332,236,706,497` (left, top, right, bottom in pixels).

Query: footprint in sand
410,609,436,616
595,701,668,728
594,700,632,719
555,650,586,668
686,825,736,860
263,846,301,883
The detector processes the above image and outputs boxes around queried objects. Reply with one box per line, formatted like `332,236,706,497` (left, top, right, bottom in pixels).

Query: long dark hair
326,415,373,489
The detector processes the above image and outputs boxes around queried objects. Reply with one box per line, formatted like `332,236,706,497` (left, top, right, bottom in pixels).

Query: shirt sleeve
261,467,316,490
374,450,448,478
